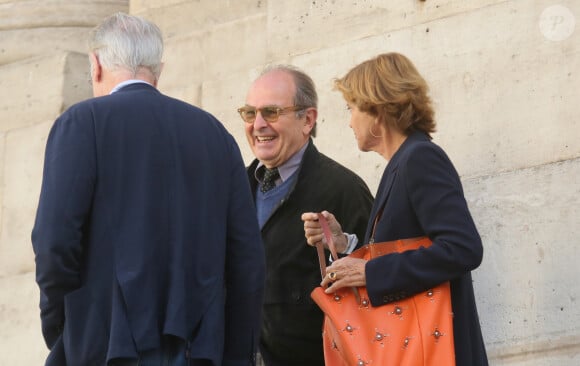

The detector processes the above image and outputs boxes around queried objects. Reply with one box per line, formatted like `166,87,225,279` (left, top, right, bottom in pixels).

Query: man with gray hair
238,66,373,365
32,12,265,366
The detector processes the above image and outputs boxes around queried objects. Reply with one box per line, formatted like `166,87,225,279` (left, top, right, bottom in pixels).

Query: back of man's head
89,12,164,80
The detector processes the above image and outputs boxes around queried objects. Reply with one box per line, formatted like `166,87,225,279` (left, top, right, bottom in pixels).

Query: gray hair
260,64,318,136
89,12,164,79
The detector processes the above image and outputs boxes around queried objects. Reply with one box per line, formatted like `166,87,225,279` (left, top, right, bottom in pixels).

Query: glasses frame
237,105,308,123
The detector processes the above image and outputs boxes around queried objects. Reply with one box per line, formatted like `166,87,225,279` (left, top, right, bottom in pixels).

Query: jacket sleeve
222,136,266,365
31,110,96,348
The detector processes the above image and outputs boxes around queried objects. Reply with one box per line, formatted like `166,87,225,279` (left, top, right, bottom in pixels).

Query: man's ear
89,52,102,84
153,62,164,87
303,107,318,135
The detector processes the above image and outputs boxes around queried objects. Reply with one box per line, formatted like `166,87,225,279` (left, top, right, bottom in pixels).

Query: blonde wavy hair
334,53,436,138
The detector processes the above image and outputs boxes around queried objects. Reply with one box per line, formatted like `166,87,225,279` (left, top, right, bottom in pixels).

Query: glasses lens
240,108,256,122
261,107,280,122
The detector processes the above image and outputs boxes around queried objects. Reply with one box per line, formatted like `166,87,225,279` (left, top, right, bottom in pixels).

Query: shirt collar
110,79,152,94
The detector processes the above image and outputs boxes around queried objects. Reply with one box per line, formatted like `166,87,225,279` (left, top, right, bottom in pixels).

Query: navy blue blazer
32,83,265,366
362,131,488,365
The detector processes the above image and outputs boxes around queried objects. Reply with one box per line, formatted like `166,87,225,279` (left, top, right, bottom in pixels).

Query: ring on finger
328,272,337,281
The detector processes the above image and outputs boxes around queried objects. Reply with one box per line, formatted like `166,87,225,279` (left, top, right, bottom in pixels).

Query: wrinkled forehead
246,70,296,107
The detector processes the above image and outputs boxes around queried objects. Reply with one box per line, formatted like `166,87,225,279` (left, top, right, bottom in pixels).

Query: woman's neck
377,127,407,161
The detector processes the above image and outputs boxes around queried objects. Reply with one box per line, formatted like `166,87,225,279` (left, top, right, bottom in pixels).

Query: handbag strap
316,213,361,304
315,213,339,279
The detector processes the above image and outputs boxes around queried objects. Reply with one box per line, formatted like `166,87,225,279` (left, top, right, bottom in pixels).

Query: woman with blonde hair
302,53,488,365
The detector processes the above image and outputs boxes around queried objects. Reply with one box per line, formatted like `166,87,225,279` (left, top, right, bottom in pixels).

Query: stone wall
0,2,129,364
1,0,578,364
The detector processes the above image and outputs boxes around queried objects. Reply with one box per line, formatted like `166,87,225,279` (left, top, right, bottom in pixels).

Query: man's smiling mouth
256,136,275,142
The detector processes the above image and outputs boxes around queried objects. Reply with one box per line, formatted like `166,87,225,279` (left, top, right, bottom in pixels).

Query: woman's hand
301,211,347,253
321,256,367,293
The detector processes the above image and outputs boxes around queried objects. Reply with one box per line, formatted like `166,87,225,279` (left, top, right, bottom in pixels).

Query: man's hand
301,210,347,253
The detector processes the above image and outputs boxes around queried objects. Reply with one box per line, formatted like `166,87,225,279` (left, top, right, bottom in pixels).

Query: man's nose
253,112,269,128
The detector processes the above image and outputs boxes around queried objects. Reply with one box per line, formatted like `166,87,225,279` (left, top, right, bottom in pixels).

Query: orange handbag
310,214,456,366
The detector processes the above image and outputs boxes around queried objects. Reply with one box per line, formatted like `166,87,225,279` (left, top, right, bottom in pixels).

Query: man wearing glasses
238,66,374,366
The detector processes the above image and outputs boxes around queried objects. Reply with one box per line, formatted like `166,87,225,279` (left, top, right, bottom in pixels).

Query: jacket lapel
363,162,398,243
363,131,428,243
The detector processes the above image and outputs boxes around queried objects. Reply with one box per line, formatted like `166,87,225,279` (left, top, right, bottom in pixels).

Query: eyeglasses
237,105,307,123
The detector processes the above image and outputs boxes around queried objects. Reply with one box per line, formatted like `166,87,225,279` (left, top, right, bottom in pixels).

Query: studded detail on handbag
311,214,456,366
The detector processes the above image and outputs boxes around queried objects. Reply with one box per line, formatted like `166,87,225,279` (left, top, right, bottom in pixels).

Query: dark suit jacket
247,140,374,366
362,131,488,365
32,83,265,366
